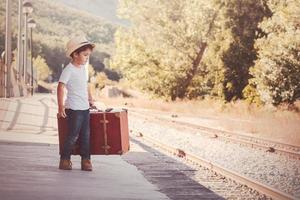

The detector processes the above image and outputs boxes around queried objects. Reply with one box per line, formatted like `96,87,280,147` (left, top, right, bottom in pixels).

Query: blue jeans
61,109,90,160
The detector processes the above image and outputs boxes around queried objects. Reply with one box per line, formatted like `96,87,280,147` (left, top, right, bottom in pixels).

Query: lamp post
27,18,36,96
16,0,23,85
22,0,33,85
5,0,12,98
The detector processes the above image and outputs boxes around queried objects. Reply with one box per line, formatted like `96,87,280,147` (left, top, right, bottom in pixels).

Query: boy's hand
58,106,67,118
89,98,95,107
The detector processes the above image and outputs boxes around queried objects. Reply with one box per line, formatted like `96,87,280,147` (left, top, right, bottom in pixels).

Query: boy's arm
88,83,95,107
57,82,67,118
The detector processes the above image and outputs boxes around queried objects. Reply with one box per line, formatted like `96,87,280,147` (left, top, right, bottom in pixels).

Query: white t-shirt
59,63,89,110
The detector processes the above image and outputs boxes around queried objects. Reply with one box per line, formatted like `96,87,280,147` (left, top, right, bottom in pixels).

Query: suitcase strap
101,113,110,154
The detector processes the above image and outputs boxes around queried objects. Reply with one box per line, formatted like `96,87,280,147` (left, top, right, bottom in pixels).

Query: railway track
129,110,300,160
134,132,295,200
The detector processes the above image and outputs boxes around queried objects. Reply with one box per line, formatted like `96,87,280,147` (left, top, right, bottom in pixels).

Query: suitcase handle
89,105,114,113
105,108,113,112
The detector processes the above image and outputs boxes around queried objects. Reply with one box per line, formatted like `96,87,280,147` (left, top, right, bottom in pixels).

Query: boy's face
74,49,92,65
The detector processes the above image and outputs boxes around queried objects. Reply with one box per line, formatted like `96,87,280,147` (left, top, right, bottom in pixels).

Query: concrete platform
0,141,169,200
0,95,169,200
0,94,222,200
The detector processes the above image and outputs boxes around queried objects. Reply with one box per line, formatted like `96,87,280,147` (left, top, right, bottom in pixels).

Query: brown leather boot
81,159,93,171
59,159,72,170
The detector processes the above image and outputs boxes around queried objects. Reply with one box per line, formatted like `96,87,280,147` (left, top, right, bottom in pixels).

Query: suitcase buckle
102,145,111,150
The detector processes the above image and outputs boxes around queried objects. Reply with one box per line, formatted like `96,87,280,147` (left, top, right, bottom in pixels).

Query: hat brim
66,42,95,58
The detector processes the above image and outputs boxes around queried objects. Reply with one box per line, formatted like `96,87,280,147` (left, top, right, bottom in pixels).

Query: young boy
57,36,95,171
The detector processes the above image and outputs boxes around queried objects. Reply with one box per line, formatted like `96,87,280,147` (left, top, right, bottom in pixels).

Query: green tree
88,64,95,80
249,0,300,105
33,55,52,81
94,72,108,90
113,0,220,100
204,0,271,101
113,0,271,101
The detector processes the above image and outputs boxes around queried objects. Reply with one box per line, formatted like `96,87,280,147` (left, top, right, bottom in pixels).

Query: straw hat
65,36,95,58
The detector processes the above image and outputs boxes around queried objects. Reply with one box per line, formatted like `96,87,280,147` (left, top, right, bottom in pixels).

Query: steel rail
137,134,295,200
130,111,300,159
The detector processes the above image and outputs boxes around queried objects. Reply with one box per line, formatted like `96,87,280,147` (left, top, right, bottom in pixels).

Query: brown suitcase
57,109,130,155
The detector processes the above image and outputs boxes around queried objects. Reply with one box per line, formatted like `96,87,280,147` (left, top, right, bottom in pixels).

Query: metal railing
0,60,5,97
0,60,36,98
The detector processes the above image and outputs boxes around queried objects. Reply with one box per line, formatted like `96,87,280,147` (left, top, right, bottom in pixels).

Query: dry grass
96,94,300,146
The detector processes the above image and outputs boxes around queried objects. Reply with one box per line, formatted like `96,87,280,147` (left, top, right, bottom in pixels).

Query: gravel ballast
129,115,300,198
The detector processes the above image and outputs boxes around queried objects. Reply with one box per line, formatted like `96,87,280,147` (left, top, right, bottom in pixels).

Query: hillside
0,0,118,80
53,0,129,26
